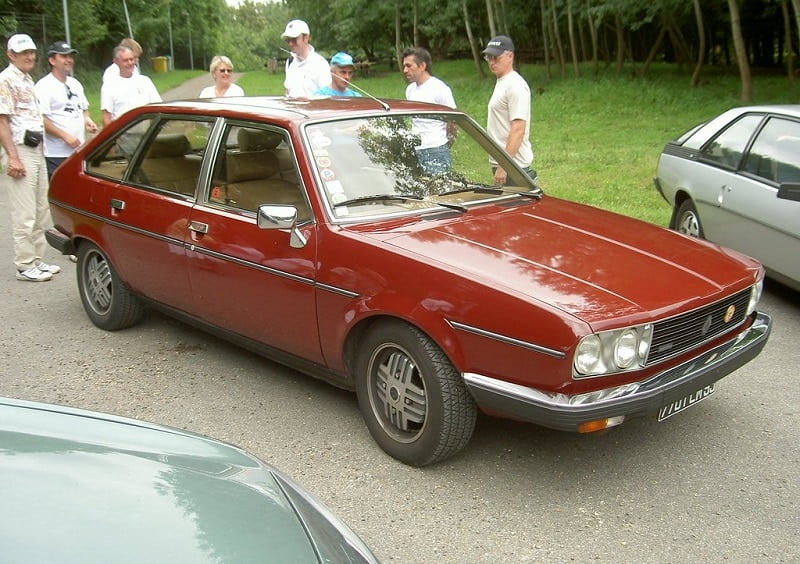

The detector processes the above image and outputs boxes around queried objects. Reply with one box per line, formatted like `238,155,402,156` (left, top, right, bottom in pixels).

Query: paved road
1,124,798,561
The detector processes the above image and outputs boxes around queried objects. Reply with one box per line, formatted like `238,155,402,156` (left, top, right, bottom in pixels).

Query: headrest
238,128,282,151
226,152,280,183
147,134,190,158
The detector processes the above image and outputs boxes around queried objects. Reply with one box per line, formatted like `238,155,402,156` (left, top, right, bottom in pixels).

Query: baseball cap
282,19,310,38
482,35,514,56
7,33,37,53
47,40,78,55
330,52,355,68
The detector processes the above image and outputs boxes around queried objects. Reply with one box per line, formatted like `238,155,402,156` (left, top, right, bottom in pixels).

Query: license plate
658,383,716,421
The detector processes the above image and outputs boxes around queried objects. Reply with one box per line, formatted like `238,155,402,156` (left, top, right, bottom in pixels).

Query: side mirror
777,182,800,202
257,204,307,249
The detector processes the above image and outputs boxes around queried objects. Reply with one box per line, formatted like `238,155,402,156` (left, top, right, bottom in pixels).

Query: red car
47,98,771,466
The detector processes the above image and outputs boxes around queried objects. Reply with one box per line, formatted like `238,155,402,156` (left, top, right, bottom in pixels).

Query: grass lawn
79,61,799,227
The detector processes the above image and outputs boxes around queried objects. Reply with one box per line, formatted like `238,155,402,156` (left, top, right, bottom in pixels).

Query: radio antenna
279,47,390,111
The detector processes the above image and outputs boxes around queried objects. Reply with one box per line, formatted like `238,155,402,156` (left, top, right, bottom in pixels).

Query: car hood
380,197,759,327
0,398,375,564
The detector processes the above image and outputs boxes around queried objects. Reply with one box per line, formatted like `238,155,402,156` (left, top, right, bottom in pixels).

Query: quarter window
86,118,154,181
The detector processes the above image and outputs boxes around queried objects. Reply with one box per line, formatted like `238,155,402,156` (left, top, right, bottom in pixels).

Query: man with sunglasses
34,41,97,178
482,35,536,186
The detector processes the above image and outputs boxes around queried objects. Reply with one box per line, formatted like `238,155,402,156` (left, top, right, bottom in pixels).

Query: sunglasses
66,85,78,99
217,68,233,74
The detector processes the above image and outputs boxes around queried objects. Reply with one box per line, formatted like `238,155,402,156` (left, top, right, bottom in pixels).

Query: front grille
646,288,751,365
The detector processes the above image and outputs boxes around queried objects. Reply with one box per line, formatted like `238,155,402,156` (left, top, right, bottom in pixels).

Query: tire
76,242,143,331
354,320,477,466
674,199,704,239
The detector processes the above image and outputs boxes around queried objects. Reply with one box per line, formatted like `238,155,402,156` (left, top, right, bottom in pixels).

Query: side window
700,114,762,169
207,124,311,220
86,118,154,181
128,119,213,197
743,117,800,185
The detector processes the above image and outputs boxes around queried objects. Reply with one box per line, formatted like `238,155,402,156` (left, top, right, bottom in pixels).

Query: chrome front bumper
463,312,772,432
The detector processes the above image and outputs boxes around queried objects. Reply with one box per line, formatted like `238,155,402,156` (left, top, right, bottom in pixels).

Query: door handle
189,221,209,234
110,199,125,210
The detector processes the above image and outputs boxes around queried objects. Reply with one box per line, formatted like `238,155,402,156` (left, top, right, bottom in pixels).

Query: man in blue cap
314,52,361,97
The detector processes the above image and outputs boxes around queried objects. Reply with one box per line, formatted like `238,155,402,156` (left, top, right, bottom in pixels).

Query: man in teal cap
314,52,362,97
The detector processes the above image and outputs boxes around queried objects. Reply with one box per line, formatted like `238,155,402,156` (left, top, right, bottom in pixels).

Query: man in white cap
0,33,61,281
314,52,362,97
35,40,97,178
482,35,535,186
281,19,330,97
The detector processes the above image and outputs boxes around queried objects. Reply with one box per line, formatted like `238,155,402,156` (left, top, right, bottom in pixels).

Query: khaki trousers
1,144,52,271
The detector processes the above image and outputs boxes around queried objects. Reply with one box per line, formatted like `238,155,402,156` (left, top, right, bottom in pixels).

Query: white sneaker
16,266,53,282
37,261,62,274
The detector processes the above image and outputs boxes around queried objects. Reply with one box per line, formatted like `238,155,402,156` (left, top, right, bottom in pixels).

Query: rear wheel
77,243,143,331
355,320,477,466
675,199,704,238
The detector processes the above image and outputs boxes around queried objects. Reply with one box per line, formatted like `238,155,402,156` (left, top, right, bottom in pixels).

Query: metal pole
62,0,71,44
168,2,174,65
122,0,133,38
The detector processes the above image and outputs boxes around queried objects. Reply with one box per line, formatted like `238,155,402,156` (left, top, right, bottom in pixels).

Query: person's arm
43,116,80,149
0,115,25,178
102,110,113,128
83,111,98,135
493,119,526,185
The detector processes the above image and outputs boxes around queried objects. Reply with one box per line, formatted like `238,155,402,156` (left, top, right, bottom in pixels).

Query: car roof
133,96,460,125
681,104,800,148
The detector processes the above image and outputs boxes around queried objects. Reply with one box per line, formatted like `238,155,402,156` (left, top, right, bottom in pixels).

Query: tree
728,0,752,102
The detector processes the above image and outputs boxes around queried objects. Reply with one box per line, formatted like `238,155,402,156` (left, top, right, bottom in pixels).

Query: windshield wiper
333,193,467,212
438,183,542,199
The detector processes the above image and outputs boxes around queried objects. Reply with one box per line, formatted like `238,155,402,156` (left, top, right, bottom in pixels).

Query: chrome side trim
447,320,566,359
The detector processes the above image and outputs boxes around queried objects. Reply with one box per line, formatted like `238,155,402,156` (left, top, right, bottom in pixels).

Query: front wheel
77,242,143,331
674,199,704,238
354,320,477,466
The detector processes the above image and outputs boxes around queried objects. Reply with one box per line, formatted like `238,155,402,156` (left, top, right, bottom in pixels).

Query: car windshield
305,113,540,219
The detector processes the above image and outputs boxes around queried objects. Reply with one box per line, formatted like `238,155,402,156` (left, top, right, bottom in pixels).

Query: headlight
574,324,653,378
747,277,764,316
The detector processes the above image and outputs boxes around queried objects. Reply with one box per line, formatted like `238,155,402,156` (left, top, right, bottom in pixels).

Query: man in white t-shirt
482,35,535,186
402,47,456,175
35,41,97,178
282,19,330,98
101,45,160,127
102,37,141,83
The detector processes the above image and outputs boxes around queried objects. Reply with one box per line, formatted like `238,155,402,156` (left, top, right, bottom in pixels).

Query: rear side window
700,114,762,169
742,117,800,185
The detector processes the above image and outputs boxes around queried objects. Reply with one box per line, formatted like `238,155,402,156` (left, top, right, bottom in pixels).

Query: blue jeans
417,144,451,175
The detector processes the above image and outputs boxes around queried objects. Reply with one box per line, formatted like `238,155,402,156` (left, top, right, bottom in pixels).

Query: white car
655,105,800,291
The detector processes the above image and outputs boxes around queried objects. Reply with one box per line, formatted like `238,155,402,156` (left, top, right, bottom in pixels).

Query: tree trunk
395,3,402,70
728,0,752,102
614,13,625,73
541,0,552,79
413,0,419,47
793,0,800,57
567,0,581,76
550,0,566,76
585,0,599,75
463,0,486,79
637,23,666,77
782,0,795,85
690,0,706,87
486,0,497,37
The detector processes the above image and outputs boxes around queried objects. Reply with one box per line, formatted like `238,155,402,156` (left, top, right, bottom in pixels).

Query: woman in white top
198,55,244,98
